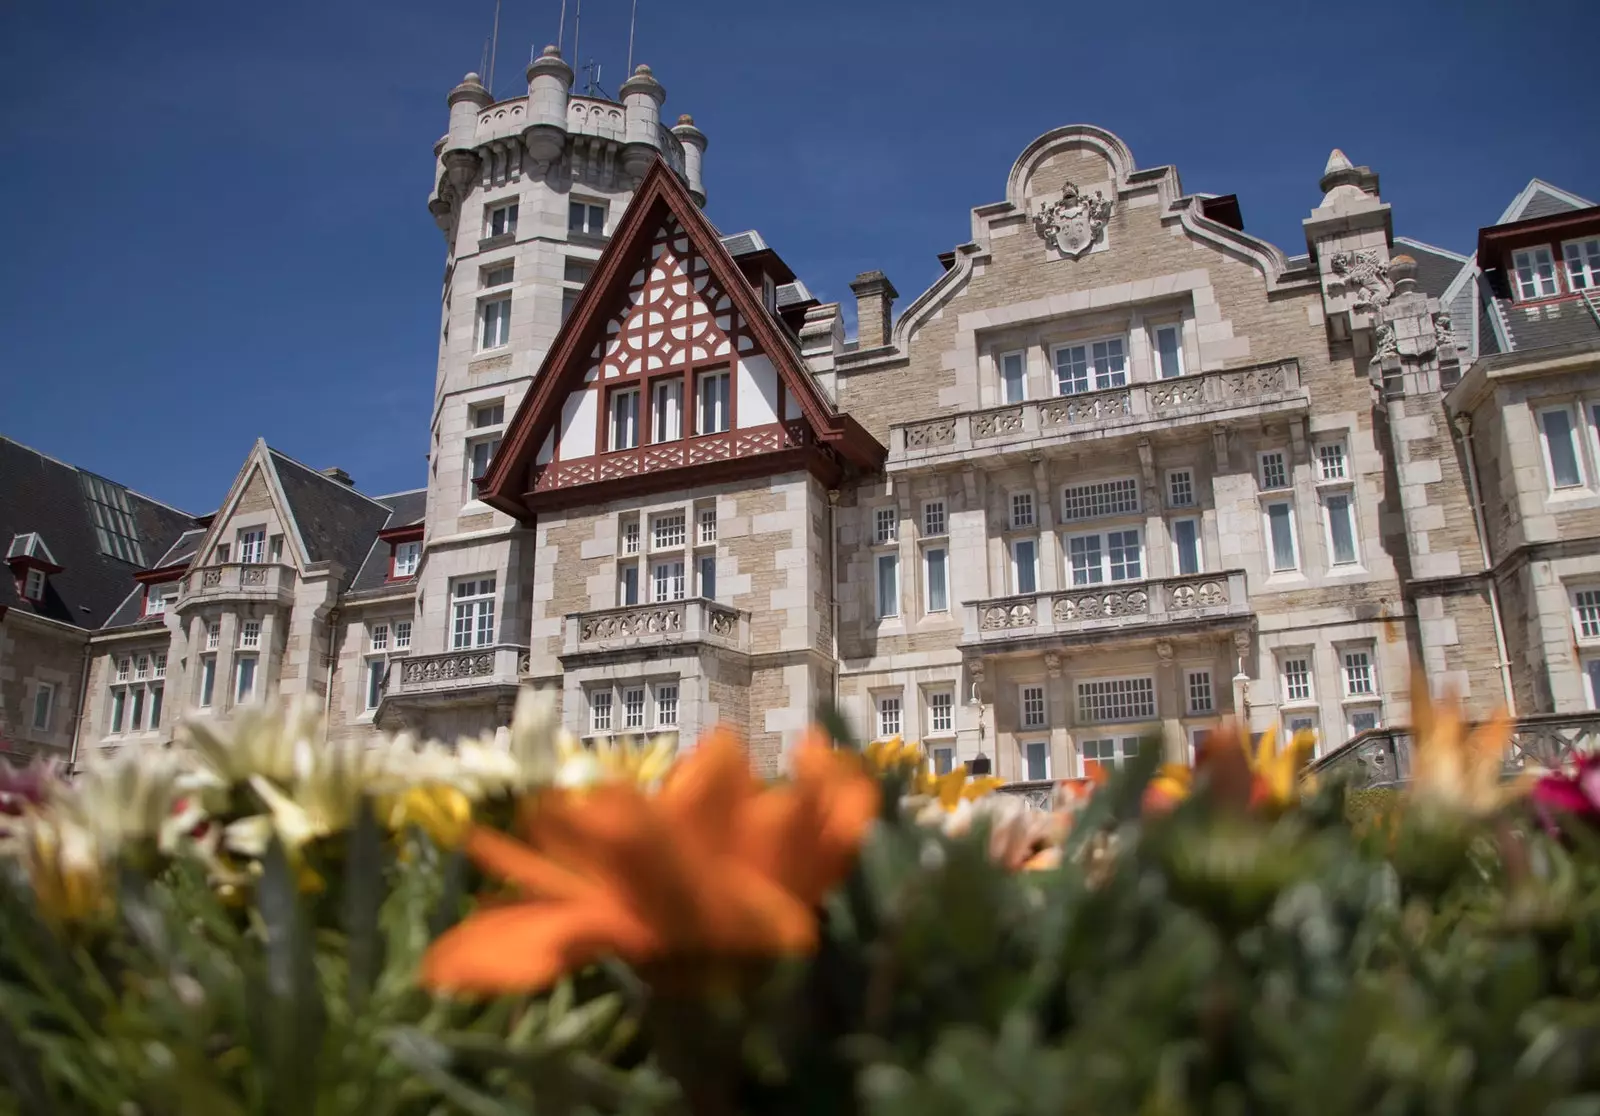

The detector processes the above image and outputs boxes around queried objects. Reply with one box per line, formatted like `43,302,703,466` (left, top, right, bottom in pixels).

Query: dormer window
1512,246,1559,301
22,568,45,602
762,272,777,313
143,587,167,618
1564,237,1600,291
393,540,421,578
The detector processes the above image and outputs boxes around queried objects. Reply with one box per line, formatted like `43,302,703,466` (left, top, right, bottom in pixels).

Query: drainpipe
1452,414,1517,716
828,490,841,710
67,637,92,776
322,606,342,740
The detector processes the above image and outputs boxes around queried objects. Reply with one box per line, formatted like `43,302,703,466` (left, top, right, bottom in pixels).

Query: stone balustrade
890,359,1305,469
388,644,530,696
1306,711,1600,790
961,570,1251,646
177,564,295,609
562,598,747,657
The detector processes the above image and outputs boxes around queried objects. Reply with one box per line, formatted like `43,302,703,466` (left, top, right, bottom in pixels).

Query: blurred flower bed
1,676,1599,1115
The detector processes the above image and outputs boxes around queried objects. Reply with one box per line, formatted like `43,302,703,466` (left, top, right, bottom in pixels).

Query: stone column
1138,439,1169,580
1045,652,1071,779
1156,640,1183,762
1032,457,1060,592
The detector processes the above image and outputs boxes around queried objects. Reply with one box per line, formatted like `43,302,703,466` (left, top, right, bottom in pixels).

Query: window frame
1018,683,1047,730
654,682,680,729
650,558,686,603
875,692,903,741
1315,441,1349,482
1166,468,1195,509
696,368,731,435
1562,236,1600,291
391,540,422,579
875,552,900,620
568,199,606,238
21,567,45,602
1080,734,1141,772
1321,489,1360,568
1340,646,1377,699
1052,334,1128,395
1060,477,1141,523
1584,657,1600,711
1572,587,1600,642
31,681,54,733
1257,450,1290,491
1152,322,1185,379
608,386,641,451
1263,499,1300,573
478,293,512,351
1010,536,1039,595
1171,516,1202,576
450,576,497,649
1010,491,1036,530
651,377,684,443
1075,675,1157,725
1064,526,1144,587
1538,404,1587,491
921,499,947,538
484,200,519,239
198,655,216,709
999,350,1028,404
926,688,955,737
234,655,258,705
1185,669,1213,715
1512,245,1560,301
923,544,949,613
237,528,266,565
364,659,386,712
1280,652,1315,706
1021,739,1052,781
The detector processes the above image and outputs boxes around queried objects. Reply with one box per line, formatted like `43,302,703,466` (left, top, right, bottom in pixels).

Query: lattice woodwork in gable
584,217,757,385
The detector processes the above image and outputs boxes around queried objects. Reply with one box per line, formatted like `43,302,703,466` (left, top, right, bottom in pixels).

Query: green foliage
4,733,1600,1115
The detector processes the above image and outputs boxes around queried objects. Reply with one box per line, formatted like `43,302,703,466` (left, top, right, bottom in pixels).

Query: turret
444,72,493,188
523,45,573,164
671,114,708,206
1303,148,1393,350
618,64,666,178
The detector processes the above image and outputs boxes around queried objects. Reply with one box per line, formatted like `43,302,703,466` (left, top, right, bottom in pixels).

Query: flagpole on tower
626,0,639,74
487,0,502,94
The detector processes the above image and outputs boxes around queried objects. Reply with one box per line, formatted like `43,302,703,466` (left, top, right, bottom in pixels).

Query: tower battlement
428,48,707,234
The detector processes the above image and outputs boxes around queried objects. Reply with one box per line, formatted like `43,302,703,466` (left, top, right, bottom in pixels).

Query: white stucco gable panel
783,385,800,421
535,429,555,466
736,355,780,428
558,389,597,460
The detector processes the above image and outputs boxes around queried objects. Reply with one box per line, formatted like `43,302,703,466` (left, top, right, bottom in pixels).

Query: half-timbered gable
480,159,882,517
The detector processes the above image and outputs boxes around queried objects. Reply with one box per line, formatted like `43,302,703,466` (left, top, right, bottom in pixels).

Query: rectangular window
470,400,505,428
1587,659,1600,710
762,272,777,312
1020,684,1047,729
1023,740,1050,781
623,687,646,730
1172,518,1201,576
655,683,679,727
486,201,519,238
1167,469,1194,508
451,577,496,649
876,694,902,740
609,388,640,451
1081,736,1141,770
697,370,730,434
238,529,265,564
619,562,639,606
395,621,412,649
1349,707,1381,736
931,746,955,776
1061,477,1140,522
198,657,216,709
482,263,514,288
622,520,640,555
925,546,949,612
1285,712,1319,744
1573,589,1600,640
467,436,499,485
1540,406,1585,489
154,653,166,679
652,379,683,442
651,559,686,602
22,567,45,601
561,288,581,324
568,201,606,236
697,553,716,599
922,500,947,538
240,621,261,649
1342,649,1375,697
110,687,126,733
590,690,613,733
1564,237,1600,291
1000,351,1027,403
144,588,167,617
1317,442,1348,481
1259,451,1289,491
217,544,230,563
874,507,898,545
876,553,899,619
115,656,131,683
928,690,954,734
1154,324,1184,379
1282,656,1313,703
1076,677,1156,723
205,622,220,651
130,686,145,730
31,683,53,732
235,656,257,703
652,513,686,550
1054,344,1088,395
1011,537,1038,594
135,653,150,681
1011,492,1035,529
1186,670,1213,714
479,296,511,350
1265,501,1299,572
393,541,421,578
365,660,385,711
1054,338,1129,395
698,508,718,544
1068,529,1142,585
1324,492,1359,566
1513,246,1559,300
370,623,390,651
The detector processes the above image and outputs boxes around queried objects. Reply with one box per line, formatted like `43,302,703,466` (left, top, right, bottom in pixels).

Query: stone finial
677,113,694,126
1389,254,1419,294
1324,148,1353,175
541,44,561,57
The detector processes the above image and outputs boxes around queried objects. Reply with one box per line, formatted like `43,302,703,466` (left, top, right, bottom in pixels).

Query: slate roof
347,488,428,597
1393,238,1467,301
776,279,814,309
719,230,765,257
0,436,196,630
266,450,394,590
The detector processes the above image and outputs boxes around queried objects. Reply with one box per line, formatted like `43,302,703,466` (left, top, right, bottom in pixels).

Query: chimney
849,270,898,351
320,467,354,487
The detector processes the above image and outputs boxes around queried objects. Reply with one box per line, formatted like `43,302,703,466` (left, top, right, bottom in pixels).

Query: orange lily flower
1406,670,1520,816
420,728,878,995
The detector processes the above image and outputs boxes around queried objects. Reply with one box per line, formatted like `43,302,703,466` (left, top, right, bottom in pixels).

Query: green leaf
344,796,386,1015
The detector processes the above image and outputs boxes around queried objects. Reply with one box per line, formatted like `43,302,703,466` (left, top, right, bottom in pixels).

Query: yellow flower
385,784,474,848
20,815,107,928
555,732,678,790
223,737,388,857
1246,725,1317,811
1406,671,1520,816
178,700,323,790
863,736,925,778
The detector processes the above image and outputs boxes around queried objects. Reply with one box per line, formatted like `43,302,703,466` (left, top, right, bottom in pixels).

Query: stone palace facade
4,51,1600,781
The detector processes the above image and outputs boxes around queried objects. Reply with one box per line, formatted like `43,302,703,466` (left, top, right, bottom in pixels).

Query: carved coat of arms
1033,179,1114,258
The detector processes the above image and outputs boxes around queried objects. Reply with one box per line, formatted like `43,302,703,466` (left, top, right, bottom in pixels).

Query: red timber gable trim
479,158,884,518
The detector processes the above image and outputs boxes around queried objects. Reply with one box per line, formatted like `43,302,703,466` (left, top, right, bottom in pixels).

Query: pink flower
1531,753,1600,824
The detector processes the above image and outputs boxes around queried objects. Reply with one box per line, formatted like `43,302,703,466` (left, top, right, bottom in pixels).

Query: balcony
177,563,296,609
961,570,1251,650
888,360,1307,471
1306,712,1600,791
387,644,530,697
562,599,748,659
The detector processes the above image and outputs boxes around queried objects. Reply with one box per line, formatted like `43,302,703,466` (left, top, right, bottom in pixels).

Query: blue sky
2,0,1597,515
